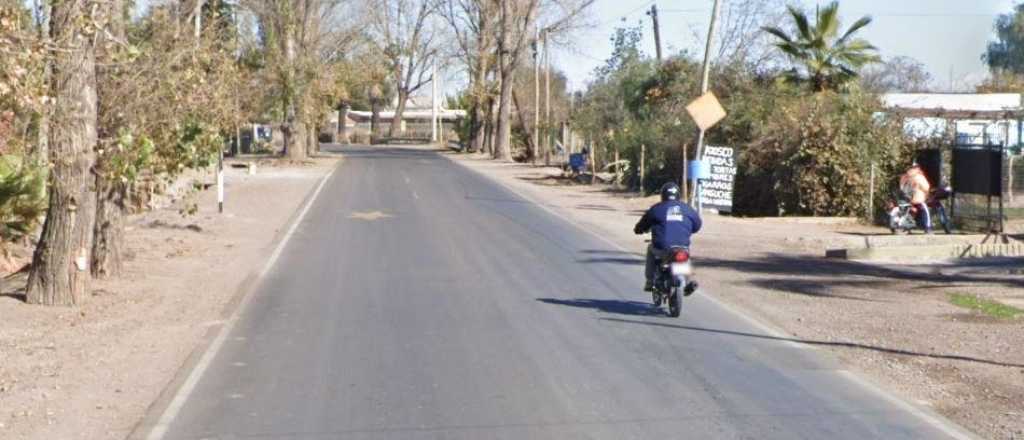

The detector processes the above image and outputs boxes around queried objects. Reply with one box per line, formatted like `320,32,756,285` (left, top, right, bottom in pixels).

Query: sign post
685,92,727,208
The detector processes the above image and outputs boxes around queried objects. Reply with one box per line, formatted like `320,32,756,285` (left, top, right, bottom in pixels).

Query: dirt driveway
446,151,1024,440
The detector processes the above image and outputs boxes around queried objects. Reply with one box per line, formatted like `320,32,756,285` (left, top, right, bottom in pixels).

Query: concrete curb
828,242,1024,261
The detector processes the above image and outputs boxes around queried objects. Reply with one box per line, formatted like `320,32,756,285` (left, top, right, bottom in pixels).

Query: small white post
869,162,876,220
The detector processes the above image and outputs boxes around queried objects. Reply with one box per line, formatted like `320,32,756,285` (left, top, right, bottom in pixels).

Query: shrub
736,90,911,217
0,155,46,240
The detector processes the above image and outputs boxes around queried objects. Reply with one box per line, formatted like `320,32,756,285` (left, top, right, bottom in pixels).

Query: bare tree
365,0,445,138
247,0,347,159
27,0,99,305
860,55,933,93
492,0,593,161
714,0,786,69
438,0,498,153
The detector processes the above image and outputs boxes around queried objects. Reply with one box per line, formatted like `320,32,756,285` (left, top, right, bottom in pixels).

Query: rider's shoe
644,281,654,292
683,281,698,296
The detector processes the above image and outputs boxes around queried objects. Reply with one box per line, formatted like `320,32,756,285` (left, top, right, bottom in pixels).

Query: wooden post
682,143,689,203
868,162,875,221
589,139,596,185
614,147,621,187
544,30,551,166
640,144,646,193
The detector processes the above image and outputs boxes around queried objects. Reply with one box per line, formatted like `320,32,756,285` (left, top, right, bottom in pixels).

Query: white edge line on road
442,154,979,440
145,166,337,440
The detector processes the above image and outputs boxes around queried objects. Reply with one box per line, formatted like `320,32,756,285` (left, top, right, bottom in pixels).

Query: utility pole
646,4,663,62
533,24,541,164
690,0,723,207
543,29,551,166
193,0,203,47
431,61,438,143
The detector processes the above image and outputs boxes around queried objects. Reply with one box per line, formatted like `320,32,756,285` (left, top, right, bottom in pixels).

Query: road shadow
576,249,645,266
600,317,1024,369
537,298,664,317
577,257,644,265
702,253,1024,290
748,278,891,302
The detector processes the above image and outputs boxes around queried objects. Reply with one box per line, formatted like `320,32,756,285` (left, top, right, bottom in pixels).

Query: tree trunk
285,118,307,160
281,23,306,160
511,87,535,161
494,67,515,161
370,98,382,143
469,64,488,153
307,124,318,156
388,89,409,138
35,1,52,162
27,0,98,306
484,95,496,156
337,105,349,144
91,0,129,279
91,179,125,278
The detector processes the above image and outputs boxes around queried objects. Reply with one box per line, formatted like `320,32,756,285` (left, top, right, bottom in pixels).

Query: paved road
152,145,970,440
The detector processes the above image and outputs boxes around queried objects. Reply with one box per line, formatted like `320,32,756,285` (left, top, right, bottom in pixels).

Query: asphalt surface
152,145,970,440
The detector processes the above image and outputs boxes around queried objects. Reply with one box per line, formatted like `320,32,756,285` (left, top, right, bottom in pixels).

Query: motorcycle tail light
673,251,689,263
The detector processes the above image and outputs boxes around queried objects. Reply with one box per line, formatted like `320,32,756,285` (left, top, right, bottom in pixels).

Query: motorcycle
651,247,697,318
888,185,952,234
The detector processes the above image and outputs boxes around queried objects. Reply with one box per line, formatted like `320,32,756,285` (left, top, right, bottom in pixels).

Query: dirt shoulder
445,151,1023,440
0,157,338,440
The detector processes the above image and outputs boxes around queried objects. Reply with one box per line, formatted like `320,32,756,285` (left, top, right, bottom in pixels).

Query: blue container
569,153,587,173
688,160,710,180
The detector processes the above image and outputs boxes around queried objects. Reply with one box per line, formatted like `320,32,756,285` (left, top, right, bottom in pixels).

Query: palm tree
762,2,880,92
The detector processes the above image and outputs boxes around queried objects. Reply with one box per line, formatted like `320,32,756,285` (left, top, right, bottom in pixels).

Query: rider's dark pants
645,245,669,283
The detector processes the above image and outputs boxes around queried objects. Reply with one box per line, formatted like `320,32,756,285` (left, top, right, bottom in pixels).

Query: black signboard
915,149,942,187
951,147,1002,196
699,146,737,212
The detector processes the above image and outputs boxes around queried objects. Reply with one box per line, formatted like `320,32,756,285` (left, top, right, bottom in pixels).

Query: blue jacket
633,200,702,249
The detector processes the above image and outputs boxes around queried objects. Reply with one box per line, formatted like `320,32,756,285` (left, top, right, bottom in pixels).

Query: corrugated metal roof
882,93,1022,112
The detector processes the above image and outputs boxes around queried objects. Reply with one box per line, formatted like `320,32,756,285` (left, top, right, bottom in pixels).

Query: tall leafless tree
439,0,497,152
365,0,445,138
492,0,593,161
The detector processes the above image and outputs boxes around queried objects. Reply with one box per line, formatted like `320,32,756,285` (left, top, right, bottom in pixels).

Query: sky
555,0,1020,92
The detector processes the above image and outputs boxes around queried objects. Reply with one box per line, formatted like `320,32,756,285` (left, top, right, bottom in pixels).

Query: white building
882,93,1023,151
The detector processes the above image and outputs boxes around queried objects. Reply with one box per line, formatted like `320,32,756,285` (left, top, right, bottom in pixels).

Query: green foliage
163,120,221,175
737,90,909,216
762,1,879,92
984,4,1024,74
950,293,1023,319
571,20,912,218
0,155,46,240
105,130,155,183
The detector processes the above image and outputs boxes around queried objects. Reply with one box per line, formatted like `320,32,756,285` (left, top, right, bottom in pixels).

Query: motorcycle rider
899,163,932,233
634,182,702,294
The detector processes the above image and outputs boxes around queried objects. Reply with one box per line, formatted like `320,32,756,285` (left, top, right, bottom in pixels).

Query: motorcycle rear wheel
667,288,681,318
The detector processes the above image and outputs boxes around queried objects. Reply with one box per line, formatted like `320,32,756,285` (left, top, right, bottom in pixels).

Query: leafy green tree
762,1,879,92
983,4,1024,74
